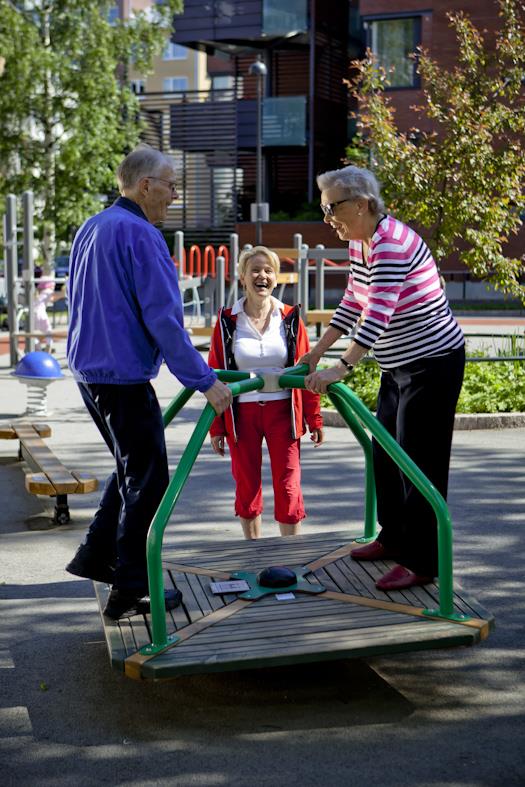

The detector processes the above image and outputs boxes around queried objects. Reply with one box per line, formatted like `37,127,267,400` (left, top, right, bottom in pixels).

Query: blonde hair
238,245,280,280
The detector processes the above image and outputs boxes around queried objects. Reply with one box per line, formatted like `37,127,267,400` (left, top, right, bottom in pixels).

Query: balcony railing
262,0,307,35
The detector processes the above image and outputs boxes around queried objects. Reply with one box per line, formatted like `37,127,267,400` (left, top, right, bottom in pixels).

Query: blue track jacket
67,197,216,391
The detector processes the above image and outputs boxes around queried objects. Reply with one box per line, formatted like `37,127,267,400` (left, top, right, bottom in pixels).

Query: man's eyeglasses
320,198,352,217
146,176,178,192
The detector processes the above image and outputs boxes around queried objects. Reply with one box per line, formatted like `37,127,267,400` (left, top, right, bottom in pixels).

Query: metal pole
5,195,18,367
216,255,226,309
174,230,184,274
228,232,239,305
293,232,302,308
256,72,263,244
315,245,325,310
299,244,309,322
22,191,35,353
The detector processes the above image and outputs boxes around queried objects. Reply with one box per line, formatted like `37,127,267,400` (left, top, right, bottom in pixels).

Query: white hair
317,165,385,215
116,145,176,190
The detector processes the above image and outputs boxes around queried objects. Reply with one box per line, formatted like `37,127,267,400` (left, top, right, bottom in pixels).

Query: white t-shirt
232,297,291,403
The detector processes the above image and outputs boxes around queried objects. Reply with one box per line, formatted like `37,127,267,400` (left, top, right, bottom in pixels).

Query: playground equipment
95,366,493,681
11,350,64,416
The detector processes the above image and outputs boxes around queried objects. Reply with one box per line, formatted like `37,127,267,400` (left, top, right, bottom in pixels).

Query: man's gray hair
317,165,385,215
116,145,176,190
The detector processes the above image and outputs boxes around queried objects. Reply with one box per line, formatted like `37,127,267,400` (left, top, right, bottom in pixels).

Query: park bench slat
14,422,80,493
2,421,98,497
306,309,333,325
0,422,51,440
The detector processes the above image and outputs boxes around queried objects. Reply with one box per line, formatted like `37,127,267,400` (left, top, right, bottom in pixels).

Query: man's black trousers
78,382,169,594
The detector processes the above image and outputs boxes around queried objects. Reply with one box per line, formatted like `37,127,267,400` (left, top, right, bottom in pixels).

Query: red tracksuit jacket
208,303,323,441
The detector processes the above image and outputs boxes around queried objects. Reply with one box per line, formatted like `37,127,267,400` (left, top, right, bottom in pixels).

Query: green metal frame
142,363,467,655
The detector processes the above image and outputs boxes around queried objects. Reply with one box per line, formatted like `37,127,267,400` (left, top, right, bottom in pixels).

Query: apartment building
128,1,512,252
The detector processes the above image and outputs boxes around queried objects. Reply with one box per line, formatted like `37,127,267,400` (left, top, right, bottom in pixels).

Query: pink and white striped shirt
330,215,464,369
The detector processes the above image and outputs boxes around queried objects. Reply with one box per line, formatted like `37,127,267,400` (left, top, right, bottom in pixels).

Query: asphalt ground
0,337,524,786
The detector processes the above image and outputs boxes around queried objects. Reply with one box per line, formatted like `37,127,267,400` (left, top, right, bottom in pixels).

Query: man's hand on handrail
204,379,233,415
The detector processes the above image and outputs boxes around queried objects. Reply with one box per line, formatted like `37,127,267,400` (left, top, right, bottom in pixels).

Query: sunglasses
320,198,353,217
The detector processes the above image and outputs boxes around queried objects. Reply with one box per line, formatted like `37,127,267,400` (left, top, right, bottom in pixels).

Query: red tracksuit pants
226,399,305,525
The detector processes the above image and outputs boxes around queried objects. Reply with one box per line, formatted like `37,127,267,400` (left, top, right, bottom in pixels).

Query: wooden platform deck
94,532,494,681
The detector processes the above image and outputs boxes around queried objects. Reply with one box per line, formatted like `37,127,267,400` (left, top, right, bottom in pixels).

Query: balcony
172,0,308,53
237,96,307,147
262,0,307,36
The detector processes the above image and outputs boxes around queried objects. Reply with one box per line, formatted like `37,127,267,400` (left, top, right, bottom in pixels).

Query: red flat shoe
375,564,434,591
350,540,400,561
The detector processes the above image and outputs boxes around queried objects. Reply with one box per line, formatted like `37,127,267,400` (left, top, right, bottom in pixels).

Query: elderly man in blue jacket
65,145,232,620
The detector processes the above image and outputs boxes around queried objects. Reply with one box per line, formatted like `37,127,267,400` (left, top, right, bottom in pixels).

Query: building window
211,75,237,100
130,80,145,94
366,16,420,89
107,5,119,25
163,42,187,60
163,77,188,93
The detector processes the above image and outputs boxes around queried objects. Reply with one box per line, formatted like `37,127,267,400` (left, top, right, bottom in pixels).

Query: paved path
0,353,524,786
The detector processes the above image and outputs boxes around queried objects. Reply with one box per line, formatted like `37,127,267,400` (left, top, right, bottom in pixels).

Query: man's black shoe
66,544,115,585
103,588,183,621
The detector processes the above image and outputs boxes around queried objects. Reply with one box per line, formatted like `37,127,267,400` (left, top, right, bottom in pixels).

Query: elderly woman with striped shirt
303,165,465,592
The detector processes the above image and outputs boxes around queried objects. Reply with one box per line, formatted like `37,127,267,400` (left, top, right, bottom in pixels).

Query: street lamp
249,55,268,245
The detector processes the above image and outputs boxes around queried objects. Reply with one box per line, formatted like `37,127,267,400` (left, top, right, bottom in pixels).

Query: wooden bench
305,309,333,326
0,421,98,524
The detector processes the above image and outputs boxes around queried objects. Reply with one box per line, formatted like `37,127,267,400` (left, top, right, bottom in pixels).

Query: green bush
320,355,525,414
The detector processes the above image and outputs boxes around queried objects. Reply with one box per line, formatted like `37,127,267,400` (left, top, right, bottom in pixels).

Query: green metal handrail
279,372,458,621
144,366,462,653
146,373,262,650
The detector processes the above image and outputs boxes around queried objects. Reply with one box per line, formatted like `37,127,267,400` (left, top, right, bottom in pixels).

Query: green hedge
320,357,525,414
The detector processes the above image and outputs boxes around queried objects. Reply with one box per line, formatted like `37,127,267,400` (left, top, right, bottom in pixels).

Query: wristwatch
339,357,354,373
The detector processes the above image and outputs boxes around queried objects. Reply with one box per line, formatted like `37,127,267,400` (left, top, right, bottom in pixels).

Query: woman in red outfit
208,246,324,539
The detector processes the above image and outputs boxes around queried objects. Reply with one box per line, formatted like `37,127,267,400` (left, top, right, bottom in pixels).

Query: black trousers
78,382,169,594
373,345,465,577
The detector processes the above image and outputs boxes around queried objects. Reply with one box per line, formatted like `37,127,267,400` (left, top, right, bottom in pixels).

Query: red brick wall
359,1,501,133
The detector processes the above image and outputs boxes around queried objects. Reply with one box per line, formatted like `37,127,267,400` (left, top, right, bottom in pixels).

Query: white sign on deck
210,580,250,594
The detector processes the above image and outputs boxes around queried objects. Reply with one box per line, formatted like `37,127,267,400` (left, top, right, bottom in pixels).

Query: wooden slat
142,621,478,679
276,272,298,284
306,309,333,325
0,422,52,440
124,598,252,679
16,423,79,493
315,591,491,636
162,562,230,580
304,543,354,571
25,473,56,495
70,472,98,494
329,557,376,598
11,330,68,339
